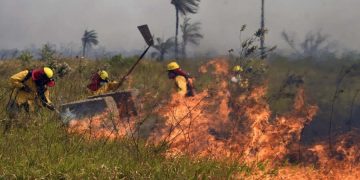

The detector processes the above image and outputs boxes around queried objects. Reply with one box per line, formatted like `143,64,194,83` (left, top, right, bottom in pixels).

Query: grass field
1,56,360,178
0,58,270,179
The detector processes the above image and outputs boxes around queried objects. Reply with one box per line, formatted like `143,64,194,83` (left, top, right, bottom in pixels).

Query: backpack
21,69,32,83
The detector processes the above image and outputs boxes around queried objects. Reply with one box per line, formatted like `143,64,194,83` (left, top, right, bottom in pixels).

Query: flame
242,85,319,163
67,110,134,140
149,58,360,178
65,57,360,178
150,58,318,161
149,58,240,158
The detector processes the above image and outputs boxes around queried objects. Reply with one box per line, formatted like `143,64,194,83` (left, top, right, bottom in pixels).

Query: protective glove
21,85,32,93
231,77,239,83
45,103,56,111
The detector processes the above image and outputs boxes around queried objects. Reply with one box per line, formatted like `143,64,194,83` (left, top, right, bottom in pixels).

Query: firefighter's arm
38,87,54,111
107,81,120,91
92,81,119,95
91,81,108,95
93,86,107,96
44,90,52,104
44,90,55,111
9,70,29,88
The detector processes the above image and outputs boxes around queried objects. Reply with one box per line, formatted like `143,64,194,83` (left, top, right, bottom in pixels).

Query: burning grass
2,58,360,178
148,58,360,179
67,110,135,140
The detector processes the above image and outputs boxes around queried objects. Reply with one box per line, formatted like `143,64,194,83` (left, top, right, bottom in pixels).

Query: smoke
0,0,360,54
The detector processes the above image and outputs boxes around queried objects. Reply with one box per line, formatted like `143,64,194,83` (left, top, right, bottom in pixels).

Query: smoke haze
0,0,359,54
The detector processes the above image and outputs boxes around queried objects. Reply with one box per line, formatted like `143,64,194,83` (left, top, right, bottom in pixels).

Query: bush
17,51,33,66
47,61,72,78
108,54,137,68
40,44,56,62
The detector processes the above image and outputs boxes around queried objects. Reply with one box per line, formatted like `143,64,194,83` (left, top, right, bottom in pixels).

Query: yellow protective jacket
9,70,52,112
91,81,120,96
175,76,188,96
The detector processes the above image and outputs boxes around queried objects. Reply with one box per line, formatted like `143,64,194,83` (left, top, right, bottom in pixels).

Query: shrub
108,54,137,68
17,51,33,66
47,61,72,78
40,44,56,62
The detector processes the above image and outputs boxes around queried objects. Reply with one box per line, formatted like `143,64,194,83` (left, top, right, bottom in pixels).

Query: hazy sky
0,0,359,54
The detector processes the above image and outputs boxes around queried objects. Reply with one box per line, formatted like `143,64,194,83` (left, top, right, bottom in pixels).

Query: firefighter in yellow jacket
230,65,249,88
167,61,194,97
87,70,120,95
8,67,56,114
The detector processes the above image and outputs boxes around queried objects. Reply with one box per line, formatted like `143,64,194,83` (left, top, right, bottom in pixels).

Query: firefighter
87,70,120,95
230,65,248,88
230,65,243,83
4,67,56,133
8,67,56,114
167,61,194,97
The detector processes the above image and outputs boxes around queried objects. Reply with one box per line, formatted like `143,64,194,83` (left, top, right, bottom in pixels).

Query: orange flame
149,58,360,178
67,110,134,140
66,57,360,178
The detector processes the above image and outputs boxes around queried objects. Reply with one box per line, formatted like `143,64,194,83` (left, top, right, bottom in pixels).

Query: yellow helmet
98,70,109,80
233,65,243,72
167,61,180,71
43,67,54,78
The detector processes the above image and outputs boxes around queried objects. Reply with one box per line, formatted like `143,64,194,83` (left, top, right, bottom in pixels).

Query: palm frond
181,17,203,46
171,0,200,15
82,29,99,48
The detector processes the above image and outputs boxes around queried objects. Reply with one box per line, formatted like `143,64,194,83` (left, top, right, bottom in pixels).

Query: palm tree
180,17,203,59
171,0,200,59
81,30,99,57
151,37,175,61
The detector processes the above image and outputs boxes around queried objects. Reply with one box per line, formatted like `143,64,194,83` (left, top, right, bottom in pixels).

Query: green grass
1,56,359,178
0,114,269,179
267,57,360,139
0,58,266,179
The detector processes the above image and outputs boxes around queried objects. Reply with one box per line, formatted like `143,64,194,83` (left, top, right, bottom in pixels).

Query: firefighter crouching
167,61,195,97
87,70,120,96
4,67,56,132
8,67,56,114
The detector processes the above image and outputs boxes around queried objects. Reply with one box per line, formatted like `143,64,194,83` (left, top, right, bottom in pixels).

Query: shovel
115,24,154,89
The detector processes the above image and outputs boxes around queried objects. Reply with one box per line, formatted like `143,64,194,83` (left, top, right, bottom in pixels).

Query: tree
237,28,275,60
40,44,56,62
171,0,200,59
180,17,203,59
260,0,266,59
239,24,247,53
281,30,336,59
81,30,99,57
151,37,175,61
18,51,33,66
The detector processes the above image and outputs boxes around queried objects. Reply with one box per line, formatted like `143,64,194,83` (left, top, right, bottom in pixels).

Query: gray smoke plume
0,0,359,55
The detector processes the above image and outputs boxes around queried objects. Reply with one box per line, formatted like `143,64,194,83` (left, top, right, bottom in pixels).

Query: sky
0,0,359,55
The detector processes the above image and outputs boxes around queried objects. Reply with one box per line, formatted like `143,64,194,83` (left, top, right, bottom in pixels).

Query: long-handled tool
115,24,154,89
